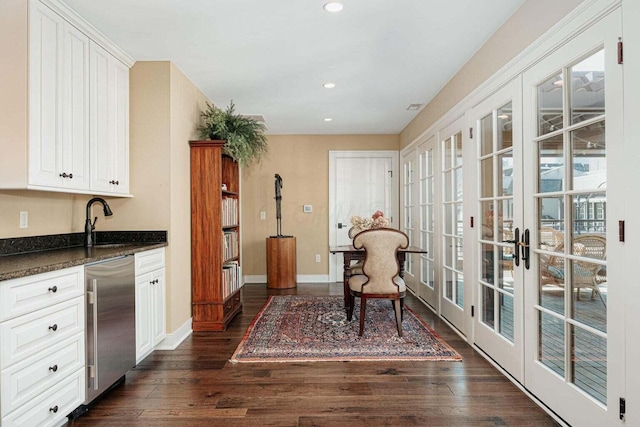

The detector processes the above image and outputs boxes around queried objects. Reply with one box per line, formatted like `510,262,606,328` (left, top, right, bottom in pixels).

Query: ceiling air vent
406,104,423,111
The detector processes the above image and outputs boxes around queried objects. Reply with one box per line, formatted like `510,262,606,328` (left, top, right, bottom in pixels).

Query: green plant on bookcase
197,100,268,166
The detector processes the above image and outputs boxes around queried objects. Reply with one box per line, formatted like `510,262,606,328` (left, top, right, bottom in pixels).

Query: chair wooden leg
393,298,403,337
359,297,367,336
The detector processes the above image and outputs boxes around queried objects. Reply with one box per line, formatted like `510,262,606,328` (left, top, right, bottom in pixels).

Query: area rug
230,295,462,363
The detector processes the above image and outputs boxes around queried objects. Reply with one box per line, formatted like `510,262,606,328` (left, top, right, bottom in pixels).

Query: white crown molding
402,0,621,155
36,0,135,67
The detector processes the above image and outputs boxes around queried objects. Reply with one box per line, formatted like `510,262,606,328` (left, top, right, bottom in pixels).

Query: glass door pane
534,49,607,405
442,131,464,309
419,143,437,308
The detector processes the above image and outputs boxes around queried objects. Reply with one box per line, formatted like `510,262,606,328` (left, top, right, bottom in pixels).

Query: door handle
502,228,520,267
519,229,530,270
337,222,344,229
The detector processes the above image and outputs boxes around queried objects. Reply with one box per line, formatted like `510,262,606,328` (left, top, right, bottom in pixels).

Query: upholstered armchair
539,228,606,305
347,228,409,337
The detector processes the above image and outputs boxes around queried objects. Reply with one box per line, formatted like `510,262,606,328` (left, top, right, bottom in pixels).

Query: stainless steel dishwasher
84,255,136,405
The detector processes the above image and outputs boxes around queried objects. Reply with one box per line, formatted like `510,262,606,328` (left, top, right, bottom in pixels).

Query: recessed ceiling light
323,82,336,89
323,2,344,13
406,103,423,111
324,118,333,122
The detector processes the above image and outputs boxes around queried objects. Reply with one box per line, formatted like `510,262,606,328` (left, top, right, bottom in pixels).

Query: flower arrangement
350,210,390,230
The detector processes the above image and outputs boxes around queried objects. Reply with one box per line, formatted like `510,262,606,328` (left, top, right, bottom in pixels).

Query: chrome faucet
85,197,113,247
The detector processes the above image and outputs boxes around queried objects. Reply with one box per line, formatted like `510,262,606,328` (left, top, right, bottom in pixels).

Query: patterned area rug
230,295,462,363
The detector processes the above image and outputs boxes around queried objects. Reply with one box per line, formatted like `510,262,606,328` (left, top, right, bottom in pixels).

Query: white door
522,9,624,426
417,137,439,309
402,136,439,309
401,149,418,293
472,77,524,381
328,151,399,282
439,117,472,336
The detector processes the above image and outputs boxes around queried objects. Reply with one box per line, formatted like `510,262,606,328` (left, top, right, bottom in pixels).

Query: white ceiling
63,0,526,135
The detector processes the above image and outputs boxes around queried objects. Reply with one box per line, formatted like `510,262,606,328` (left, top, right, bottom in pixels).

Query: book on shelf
222,197,238,227
222,230,239,261
222,261,240,299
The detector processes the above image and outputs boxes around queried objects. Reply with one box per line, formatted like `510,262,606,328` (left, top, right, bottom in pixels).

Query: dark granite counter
0,231,167,281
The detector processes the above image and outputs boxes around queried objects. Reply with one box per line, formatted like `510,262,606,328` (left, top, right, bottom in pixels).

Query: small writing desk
329,245,428,314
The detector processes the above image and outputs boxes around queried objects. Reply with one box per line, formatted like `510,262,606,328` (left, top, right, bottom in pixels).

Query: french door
440,117,472,336
472,77,524,381
402,137,438,310
401,149,418,292
522,9,623,426
417,137,438,309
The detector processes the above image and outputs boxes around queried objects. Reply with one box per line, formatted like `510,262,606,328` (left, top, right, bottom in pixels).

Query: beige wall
0,0,29,187
105,61,209,334
241,134,399,277
168,63,210,332
400,0,586,148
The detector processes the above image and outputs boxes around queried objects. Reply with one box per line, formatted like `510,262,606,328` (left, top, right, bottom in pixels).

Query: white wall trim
244,274,332,284
39,0,135,67
155,317,192,351
402,0,621,155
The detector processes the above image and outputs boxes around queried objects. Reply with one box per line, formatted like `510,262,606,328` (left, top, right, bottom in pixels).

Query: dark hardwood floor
67,283,559,426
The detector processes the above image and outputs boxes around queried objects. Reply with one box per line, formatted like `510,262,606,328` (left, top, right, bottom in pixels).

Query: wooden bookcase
189,140,242,331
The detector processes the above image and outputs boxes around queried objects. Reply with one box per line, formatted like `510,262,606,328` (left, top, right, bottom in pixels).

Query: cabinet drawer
0,266,84,322
223,291,241,319
0,297,84,369
1,333,84,415
1,367,85,427
135,248,165,276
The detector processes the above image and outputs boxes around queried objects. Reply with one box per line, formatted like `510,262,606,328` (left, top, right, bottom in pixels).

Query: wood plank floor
67,283,560,427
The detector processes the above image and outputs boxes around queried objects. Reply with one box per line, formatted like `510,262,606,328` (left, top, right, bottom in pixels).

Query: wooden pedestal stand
266,236,297,289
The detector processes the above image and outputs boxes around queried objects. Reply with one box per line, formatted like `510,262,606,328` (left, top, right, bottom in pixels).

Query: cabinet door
28,3,90,191
135,272,152,363
61,22,90,190
151,268,166,347
90,41,129,194
28,1,64,187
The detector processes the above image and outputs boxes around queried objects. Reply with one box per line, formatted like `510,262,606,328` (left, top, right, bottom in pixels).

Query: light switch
19,211,28,228
303,205,312,213
260,211,266,220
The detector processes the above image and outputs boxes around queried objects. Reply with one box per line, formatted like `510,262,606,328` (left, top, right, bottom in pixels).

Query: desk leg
343,254,352,315
398,253,406,278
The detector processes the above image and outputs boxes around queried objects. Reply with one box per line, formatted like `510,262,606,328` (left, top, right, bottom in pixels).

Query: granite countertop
0,231,167,281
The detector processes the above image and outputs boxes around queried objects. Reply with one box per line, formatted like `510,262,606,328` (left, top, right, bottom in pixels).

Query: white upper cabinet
0,0,133,196
29,2,90,191
90,42,130,194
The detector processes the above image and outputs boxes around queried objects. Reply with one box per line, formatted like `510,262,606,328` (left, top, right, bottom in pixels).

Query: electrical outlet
315,254,321,263
260,211,266,220
19,211,28,229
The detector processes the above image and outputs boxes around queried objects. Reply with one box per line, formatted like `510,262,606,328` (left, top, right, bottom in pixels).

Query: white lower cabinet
0,266,85,427
135,248,166,363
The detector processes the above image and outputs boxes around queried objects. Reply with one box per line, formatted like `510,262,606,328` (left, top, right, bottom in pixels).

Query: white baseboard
243,274,332,284
155,317,192,350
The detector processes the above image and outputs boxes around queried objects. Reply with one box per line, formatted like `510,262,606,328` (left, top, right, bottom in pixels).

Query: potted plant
197,100,268,166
